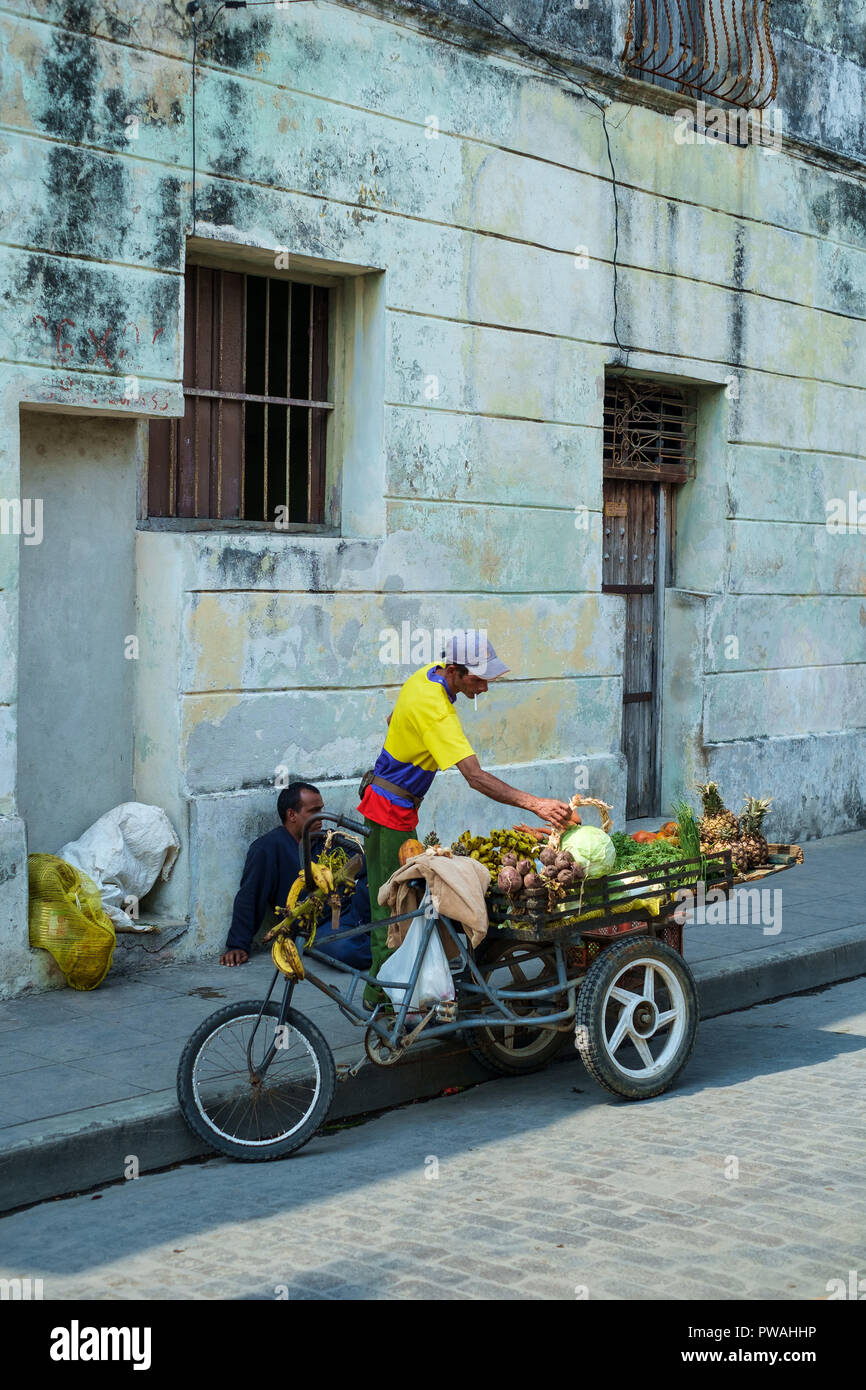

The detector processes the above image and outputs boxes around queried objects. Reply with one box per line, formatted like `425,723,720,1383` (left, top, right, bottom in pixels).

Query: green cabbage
559,824,616,878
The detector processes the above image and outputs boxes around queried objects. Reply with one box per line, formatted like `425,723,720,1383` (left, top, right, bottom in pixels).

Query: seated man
220,781,371,969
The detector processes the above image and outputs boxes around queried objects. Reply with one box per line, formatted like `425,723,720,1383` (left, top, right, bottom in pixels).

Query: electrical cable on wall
186,0,311,233
465,0,629,358
185,0,629,357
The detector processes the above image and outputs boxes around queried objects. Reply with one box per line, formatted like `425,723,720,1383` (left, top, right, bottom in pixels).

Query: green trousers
364,820,409,1004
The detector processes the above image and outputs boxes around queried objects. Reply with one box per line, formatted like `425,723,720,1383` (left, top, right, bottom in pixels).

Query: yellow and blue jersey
358,664,476,830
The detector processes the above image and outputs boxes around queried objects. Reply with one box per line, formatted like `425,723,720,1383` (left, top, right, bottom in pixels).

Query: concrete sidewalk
1,830,864,1213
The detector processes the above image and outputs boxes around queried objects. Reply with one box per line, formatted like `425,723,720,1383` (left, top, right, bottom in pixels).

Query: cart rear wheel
575,936,697,1100
462,940,568,1075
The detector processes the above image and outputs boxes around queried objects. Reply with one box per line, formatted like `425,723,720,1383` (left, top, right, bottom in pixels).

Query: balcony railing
622,0,778,110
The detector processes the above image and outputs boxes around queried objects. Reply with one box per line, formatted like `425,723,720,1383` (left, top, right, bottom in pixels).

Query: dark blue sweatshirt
225,826,367,955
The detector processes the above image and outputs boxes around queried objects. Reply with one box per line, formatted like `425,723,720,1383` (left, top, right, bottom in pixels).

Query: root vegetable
538,847,557,866
516,858,534,877
523,872,544,893
497,867,523,894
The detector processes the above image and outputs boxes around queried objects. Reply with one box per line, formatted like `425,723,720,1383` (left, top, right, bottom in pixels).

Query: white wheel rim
600,956,687,1079
191,1015,322,1147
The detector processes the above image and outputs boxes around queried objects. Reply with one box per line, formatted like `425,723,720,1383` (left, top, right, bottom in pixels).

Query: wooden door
602,479,668,819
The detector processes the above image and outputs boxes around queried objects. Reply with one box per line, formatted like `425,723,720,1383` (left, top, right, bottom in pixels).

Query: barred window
148,264,331,523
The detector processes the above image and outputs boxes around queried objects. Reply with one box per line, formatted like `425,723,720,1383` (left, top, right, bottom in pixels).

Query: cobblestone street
1,978,864,1301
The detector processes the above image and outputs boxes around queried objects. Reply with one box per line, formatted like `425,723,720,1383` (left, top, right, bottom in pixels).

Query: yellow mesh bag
28,854,116,990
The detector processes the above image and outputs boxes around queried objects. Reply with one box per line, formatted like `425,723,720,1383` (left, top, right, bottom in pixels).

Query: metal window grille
148,265,331,522
603,379,697,481
623,0,778,110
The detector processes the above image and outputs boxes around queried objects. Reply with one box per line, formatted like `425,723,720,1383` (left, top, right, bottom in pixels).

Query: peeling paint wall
18,413,138,853
0,0,864,991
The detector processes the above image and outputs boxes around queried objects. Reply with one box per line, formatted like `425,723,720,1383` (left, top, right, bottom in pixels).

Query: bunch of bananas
286,856,339,909
450,828,541,871
267,846,360,949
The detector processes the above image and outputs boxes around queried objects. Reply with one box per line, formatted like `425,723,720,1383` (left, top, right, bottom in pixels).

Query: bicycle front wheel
177,1000,335,1160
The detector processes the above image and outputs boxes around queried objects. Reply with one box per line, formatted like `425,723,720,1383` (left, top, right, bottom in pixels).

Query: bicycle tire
177,1000,335,1161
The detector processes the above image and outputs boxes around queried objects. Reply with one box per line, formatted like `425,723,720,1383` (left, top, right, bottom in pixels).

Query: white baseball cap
442,631,509,680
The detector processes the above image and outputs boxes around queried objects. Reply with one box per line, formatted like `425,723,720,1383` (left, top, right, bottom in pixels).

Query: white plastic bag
378,895,455,1011
58,803,180,931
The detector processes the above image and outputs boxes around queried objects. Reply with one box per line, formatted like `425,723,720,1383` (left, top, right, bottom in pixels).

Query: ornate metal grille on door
603,379,696,483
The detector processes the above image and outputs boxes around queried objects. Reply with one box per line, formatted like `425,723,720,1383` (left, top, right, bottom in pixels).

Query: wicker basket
548,795,613,849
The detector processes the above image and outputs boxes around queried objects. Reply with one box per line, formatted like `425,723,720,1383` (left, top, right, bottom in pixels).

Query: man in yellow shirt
358,632,571,1008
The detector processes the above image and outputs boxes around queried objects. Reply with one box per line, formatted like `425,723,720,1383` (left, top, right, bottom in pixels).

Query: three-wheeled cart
176,813,798,1161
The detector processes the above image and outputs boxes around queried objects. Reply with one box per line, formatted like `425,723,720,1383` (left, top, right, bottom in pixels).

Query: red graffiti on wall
37,372,173,411
31,315,167,368
56,320,75,362
86,326,114,369
118,322,140,360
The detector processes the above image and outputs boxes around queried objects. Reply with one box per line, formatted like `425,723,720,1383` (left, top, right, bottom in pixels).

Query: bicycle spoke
191,1013,321,1146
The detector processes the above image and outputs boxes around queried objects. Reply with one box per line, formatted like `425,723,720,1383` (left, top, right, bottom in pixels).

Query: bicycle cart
177,812,744,1161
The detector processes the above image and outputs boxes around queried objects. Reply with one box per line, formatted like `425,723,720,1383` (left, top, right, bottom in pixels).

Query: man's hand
529,797,572,829
220,948,249,966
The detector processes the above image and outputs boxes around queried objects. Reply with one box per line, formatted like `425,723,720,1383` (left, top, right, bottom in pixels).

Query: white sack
378,892,455,1012
58,802,180,930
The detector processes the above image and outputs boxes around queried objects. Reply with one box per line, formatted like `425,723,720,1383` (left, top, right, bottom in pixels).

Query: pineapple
696,782,739,844
422,830,440,848
739,796,772,868
712,827,752,876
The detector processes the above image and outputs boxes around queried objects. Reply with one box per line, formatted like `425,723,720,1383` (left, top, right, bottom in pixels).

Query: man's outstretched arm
456,755,571,827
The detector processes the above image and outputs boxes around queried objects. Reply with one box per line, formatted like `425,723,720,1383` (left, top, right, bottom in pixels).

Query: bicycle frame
299,906,579,1044
246,817,583,1078
247,813,579,1078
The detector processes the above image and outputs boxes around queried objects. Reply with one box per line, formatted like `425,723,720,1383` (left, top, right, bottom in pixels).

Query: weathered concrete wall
17,413,138,854
0,0,864,990
0,815,32,998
